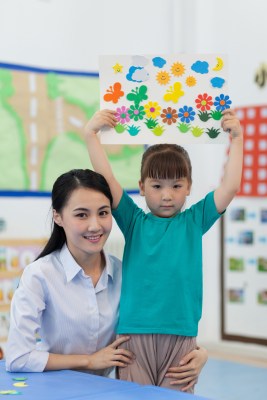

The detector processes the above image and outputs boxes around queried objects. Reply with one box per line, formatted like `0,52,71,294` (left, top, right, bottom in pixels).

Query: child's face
139,177,191,218
53,187,112,265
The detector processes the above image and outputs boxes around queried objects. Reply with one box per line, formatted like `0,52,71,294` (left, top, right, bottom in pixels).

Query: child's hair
36,169,113,260
140,144,192,184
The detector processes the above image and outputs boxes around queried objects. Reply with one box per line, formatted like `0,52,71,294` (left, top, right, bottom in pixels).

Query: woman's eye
76,213,87,218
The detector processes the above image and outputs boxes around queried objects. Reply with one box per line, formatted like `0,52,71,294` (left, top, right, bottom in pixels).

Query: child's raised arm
84,110,123,209
214,109,244,213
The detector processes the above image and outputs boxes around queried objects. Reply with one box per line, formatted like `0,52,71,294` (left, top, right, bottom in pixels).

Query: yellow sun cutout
185,76,197,87
171,62,185,77
156,71,171,85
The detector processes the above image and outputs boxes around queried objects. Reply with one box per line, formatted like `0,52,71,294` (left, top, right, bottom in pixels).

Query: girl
85,108,243,392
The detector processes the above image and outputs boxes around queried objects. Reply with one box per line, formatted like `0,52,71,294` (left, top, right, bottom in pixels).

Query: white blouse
5,244,122,373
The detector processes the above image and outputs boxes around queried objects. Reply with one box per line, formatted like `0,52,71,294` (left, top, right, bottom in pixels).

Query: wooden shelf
0,304,11,312
0,270,22,279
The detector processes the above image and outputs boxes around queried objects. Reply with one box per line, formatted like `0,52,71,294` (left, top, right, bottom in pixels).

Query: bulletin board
0,239,46,342
221,104,267,345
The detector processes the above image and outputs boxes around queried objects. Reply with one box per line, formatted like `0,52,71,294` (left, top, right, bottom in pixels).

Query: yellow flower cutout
144,101,161,119
185,75,197,87
171,62,185,77
112,63,123,73
156,71,171,85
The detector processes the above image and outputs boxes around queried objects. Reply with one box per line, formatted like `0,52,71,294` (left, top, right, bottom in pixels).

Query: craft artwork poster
99,54,232,144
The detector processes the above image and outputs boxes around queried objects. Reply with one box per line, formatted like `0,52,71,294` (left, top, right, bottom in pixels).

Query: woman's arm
45,337,134,371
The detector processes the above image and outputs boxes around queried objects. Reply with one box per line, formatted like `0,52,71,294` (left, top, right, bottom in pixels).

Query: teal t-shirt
113,191,222,336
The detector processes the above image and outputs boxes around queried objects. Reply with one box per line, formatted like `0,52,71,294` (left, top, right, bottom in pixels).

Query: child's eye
152,184,161,189
174,184,182,189
99,210,109,216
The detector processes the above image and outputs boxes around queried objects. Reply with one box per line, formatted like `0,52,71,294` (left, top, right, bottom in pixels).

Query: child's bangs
145,152,189,180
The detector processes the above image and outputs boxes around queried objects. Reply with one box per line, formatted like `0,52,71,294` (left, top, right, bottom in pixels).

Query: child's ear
53,210,62,226
139,180,145,196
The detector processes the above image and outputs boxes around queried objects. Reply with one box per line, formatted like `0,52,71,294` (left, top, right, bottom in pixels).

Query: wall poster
221,104,267,345
0,62,142,194
99,54,231,144
0,239,46,342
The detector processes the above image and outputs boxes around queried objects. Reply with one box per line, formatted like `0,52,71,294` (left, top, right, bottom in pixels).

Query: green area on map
0,68,143,192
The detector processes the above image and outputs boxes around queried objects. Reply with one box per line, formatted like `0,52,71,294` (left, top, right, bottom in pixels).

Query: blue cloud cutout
210,77,225,88
152,57,166,68
126,66,149,82
191,61,209,74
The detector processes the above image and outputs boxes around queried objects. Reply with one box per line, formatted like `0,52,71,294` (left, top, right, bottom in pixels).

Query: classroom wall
0,0,266,348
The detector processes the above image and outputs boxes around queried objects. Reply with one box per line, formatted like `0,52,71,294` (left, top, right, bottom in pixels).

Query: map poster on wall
0,62,143,194
221,104,267,345
99,54,231,144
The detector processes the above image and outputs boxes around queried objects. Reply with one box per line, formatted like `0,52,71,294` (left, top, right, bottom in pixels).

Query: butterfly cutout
163,82,184,103
103,82,124,104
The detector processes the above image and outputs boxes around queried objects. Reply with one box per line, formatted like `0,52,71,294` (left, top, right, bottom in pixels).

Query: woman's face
53,187,112,265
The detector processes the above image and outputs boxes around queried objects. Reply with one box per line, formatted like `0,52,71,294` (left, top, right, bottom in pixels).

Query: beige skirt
117,334,196,393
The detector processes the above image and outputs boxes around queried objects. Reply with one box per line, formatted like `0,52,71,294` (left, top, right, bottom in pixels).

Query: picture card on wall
99,54,231,144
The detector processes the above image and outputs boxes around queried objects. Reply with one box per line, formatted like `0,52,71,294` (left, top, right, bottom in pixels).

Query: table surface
0,361,210,399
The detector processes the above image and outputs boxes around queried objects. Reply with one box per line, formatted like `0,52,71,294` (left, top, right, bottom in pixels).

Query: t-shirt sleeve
190,191,224,234
112,190,141,237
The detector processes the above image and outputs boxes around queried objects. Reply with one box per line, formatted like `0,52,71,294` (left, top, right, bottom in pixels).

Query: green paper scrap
12,378,27,381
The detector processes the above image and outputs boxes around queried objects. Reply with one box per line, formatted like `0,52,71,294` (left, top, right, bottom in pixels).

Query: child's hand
221,109,243,140
84,109,117,137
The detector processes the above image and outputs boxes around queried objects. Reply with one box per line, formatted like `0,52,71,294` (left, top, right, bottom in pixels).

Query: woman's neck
72,250,105,287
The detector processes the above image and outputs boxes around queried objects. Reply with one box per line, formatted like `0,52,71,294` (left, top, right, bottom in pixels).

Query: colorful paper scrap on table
99,54,231,144
13,383,28,388
12,378,27,382
0,390,22,395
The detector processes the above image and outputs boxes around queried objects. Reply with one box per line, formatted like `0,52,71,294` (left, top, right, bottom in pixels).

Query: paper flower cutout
115,106,130,124
144,101,161,119
178,106,196,123
195,93,213,111
128,105,146,121
161,107,178,125
214,94,232,111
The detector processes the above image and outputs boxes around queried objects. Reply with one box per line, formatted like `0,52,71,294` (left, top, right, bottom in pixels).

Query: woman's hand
84,109,117,136
165,346,208,391
86,336,135,370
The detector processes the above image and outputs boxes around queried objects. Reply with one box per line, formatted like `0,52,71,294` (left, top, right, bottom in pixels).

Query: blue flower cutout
214,94,232,111
178,106,196,123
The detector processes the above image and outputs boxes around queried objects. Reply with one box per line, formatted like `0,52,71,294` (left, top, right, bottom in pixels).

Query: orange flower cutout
160,107,178,125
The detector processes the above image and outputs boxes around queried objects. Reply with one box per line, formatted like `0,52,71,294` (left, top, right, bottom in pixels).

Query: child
84,109,243,392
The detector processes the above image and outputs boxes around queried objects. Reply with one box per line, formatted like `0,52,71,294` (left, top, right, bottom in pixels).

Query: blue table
0,361,210,399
